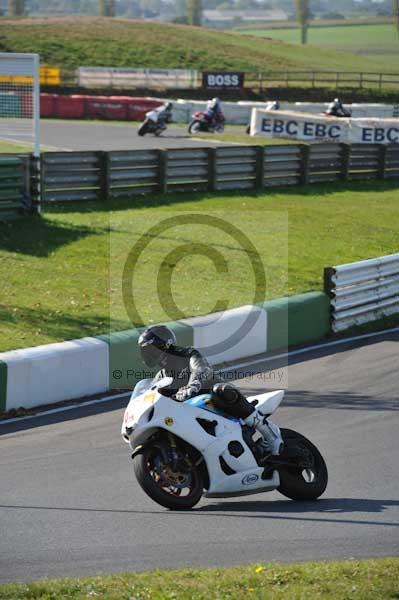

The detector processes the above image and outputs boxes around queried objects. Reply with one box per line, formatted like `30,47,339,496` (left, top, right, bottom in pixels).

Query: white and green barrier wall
0,291,330,414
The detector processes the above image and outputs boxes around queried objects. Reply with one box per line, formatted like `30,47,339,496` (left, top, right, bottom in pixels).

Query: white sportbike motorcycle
121,377,328,510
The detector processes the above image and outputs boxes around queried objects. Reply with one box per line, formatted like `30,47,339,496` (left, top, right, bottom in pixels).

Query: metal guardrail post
207,147,216,192
378,145,387,179
26,154,39,214
97,151,110,200
159,150,168,194
341,144,350,181
323,267,335,297
300,145,310,185
255,146,265,190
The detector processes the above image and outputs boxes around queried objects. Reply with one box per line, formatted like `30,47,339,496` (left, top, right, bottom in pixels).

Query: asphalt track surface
0,332,398,583
15,120,241,151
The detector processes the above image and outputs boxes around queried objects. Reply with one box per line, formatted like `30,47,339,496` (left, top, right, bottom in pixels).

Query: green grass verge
0,16,394,74
0,558,398,599
238,23,399,71
0,180,398,352
0,140,33,153
194,132,298,145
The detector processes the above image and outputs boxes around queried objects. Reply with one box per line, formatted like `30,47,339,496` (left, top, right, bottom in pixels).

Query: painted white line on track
225,326,399,373
0,392,130,426
1,326,397,427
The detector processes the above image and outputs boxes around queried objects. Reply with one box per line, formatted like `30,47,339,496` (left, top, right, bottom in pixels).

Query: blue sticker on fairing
185,394,240,421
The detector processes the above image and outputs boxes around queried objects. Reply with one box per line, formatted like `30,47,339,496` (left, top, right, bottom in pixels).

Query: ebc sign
261,117,343,141
202,72,244,90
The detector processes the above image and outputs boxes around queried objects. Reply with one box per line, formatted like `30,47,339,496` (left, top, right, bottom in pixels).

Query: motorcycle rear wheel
133,444,203,510
277,428,328,501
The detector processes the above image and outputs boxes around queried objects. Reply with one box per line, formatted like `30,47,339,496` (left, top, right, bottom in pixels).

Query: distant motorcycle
188,111,225,134
138,109,171,136
322,109,352,118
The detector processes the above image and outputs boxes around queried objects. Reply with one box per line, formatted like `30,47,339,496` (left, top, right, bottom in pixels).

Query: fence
251,71,399,92
36,142,399,204
0,156,31,219
324,253,399,332
55,68,399,92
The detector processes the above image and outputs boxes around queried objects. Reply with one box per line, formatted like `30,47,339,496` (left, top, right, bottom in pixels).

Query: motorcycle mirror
153,376,174,390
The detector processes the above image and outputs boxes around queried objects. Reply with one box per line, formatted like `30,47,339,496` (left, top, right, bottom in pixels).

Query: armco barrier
0,360,7,413
36,143,399,205
0,157,28,220
0,292,330,413
40,151,103,203
324,253,399,332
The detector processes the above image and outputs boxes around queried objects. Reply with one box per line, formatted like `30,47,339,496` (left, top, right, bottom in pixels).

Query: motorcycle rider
138,325,282,455
153,101,173,124
204,97,224,128
326,98,350,117
246,100,280,134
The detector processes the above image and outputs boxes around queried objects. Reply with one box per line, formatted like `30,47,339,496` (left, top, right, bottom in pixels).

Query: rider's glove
175,385,198,402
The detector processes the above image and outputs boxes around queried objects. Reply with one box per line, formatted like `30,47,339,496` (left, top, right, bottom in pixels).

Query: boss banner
250,109,399,144
202,72,244,90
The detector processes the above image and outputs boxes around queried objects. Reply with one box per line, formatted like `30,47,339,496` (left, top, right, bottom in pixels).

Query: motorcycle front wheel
137,120,150,136
277,428,328,501
188,120,203,134
133,443,203,510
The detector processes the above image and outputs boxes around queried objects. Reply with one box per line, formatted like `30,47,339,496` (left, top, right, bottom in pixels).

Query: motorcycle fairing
246,390,284,416
123,387,280,498
185,394,240,422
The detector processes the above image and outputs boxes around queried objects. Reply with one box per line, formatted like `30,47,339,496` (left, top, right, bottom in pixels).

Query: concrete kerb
0,292,330,413
258,291,330,352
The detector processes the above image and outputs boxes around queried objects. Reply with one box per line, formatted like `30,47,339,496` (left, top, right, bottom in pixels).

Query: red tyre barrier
40,93,58,117
56,95,85,118
19,92,33,118
85,96,129,120
125,97,163,121
39,93,165,121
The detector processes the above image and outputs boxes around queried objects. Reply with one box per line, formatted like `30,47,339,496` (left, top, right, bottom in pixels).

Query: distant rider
138,325,283,456
154,101,173,124
204,97,224,127
246,100,280,134
326,98,351,117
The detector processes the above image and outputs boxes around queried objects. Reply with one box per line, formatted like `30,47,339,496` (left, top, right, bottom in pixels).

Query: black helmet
165,102,173,110
138,325,176,367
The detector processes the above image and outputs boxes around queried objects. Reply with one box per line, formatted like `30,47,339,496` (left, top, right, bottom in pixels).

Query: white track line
1,326,397,426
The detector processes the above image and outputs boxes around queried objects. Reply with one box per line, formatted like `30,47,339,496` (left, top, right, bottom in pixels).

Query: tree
394,0,399,37
295,0,310,45
8,0,25,15
187,0,202,25
98,0,115,16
